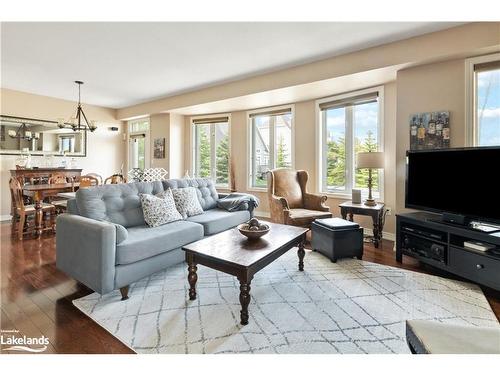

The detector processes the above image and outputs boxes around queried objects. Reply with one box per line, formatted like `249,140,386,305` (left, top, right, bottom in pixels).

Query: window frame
246,104,295,192
465,53,500,146
127,117,150,171
190,113,231,189
315,86,384,200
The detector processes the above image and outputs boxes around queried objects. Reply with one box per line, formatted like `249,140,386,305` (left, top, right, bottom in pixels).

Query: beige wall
185,81,398,235
0,88,126,218
149,113,170,170
395,59,468,215
168,113,185,179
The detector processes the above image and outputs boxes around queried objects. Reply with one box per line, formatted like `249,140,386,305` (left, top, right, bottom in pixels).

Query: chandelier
8,122,40,141
58,81,97,132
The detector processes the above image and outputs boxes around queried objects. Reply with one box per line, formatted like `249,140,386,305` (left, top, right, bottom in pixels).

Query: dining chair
48,173,71,212
104,174,126,184
85,172,103,185
9,178,56,240
79,175,100,188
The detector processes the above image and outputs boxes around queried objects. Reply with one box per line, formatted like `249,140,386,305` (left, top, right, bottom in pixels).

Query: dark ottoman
311,218,364,262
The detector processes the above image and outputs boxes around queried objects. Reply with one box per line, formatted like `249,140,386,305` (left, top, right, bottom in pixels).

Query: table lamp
356,151,384,206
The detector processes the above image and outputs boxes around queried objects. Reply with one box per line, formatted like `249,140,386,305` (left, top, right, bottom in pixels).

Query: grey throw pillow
171,187,204,219
140,189,183,227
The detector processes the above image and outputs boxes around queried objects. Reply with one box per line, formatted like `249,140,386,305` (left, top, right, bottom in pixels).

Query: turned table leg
298,239,305,271
238,277,252,325
187,258,198,301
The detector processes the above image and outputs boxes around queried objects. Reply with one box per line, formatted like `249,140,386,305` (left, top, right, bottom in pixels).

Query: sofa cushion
163,178,218,210
116,220,204,265
187,208,250,235
140,190,182,227
171,187,204,219
76,181,164,227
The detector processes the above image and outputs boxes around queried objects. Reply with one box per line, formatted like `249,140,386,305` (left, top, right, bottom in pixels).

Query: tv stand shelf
396,212,500,291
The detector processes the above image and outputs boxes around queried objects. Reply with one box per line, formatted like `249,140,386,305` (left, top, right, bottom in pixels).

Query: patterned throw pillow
171,187,204,219
140,189,183,227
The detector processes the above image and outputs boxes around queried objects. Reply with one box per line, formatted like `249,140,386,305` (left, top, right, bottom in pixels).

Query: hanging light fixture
58,81,97,132
8,122,40,141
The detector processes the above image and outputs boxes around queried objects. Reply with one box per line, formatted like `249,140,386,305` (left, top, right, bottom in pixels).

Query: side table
339,201,386,248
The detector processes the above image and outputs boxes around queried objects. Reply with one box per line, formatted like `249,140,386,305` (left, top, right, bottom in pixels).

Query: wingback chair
267,168,332,227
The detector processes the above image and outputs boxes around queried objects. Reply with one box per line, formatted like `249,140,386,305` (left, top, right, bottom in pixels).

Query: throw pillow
140,189,183,227
170,187,204,219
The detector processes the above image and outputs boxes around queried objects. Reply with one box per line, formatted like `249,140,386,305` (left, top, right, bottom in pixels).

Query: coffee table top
182,221,307,268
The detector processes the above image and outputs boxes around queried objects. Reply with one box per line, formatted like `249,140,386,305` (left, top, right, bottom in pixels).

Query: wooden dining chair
47,173,71,212
79,175,99,188
85,173,103,185
9,178,56,240
104,174,126,184
48,173,69,184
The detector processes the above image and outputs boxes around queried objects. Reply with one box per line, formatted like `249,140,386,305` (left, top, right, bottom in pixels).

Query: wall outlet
386,207,392,216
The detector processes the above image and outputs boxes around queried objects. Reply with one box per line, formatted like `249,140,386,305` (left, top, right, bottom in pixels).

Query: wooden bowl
237,223,270,240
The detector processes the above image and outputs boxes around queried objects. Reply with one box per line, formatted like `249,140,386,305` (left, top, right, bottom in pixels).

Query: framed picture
410,111,450,150
153,137,165,159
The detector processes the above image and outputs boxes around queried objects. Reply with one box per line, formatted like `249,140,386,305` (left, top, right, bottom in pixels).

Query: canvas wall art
410,111,450,150
153,137,165,159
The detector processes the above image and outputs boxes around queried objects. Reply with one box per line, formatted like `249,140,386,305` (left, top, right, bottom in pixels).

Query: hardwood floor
1,222,499,354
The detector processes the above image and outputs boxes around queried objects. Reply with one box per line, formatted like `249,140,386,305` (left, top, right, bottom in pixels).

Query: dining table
22,182,80,237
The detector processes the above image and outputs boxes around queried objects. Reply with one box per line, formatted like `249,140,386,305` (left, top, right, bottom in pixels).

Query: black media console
396,211,500,291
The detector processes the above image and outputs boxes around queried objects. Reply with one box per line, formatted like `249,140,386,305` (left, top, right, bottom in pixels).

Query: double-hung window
467,54,500,146
318,87,383,198
248,106,293,189
192,116,230,187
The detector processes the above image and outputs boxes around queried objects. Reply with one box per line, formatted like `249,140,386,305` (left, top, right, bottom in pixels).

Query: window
248,106,293,189
128,118,150,170
318,88,383,197
192,116,230,187
467,54,500,146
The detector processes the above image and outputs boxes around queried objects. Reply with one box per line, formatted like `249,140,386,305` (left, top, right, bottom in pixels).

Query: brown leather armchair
267,168,332,227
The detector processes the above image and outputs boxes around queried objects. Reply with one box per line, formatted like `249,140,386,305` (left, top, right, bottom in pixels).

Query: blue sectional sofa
56,178,255,299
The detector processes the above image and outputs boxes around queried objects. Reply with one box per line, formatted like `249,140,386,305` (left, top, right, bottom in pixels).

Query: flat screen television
405,146,500,225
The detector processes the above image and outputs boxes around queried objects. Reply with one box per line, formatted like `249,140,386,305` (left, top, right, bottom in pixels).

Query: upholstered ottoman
311,218,363,262
406,320,500,354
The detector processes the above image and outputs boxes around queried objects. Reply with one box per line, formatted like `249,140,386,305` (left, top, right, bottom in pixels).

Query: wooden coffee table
182,221,308,325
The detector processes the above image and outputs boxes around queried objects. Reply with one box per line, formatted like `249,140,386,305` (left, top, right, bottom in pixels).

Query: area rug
73,250,499,354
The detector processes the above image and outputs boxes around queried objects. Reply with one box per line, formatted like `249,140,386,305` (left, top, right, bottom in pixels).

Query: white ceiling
1,22,463,109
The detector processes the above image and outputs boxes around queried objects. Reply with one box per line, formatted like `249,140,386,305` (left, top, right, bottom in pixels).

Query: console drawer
448,246,500,289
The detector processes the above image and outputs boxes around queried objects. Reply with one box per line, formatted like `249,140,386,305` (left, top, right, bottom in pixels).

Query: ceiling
1,22,463,109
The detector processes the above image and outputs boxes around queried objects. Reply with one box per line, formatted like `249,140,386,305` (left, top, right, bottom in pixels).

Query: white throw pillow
171,187,204,219
140,189,183,227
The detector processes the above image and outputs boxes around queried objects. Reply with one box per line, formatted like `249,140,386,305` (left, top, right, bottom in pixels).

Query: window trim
465,53,500,147
315,86,384,200
246,104,295,192
127,117,150,171
189,113,231,188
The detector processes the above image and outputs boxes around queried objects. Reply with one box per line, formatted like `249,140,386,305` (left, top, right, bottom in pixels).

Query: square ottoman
311,217,364,262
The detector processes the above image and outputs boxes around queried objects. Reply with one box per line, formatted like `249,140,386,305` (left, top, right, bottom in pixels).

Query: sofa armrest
56,213,117,295
269,194,290,223
304,192,330,212
218,193,229,199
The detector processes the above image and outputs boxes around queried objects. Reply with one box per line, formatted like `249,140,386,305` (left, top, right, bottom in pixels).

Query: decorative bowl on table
238,218,270,240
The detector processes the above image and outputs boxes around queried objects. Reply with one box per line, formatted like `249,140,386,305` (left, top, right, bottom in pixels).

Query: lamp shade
356,151,384,169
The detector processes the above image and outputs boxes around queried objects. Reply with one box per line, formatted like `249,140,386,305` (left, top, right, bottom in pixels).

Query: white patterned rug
73,250,499,354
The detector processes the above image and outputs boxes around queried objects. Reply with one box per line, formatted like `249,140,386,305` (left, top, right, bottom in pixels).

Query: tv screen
406,147,500,224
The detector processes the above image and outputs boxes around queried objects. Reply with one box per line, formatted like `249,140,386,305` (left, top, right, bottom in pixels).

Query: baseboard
0,215,12,222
